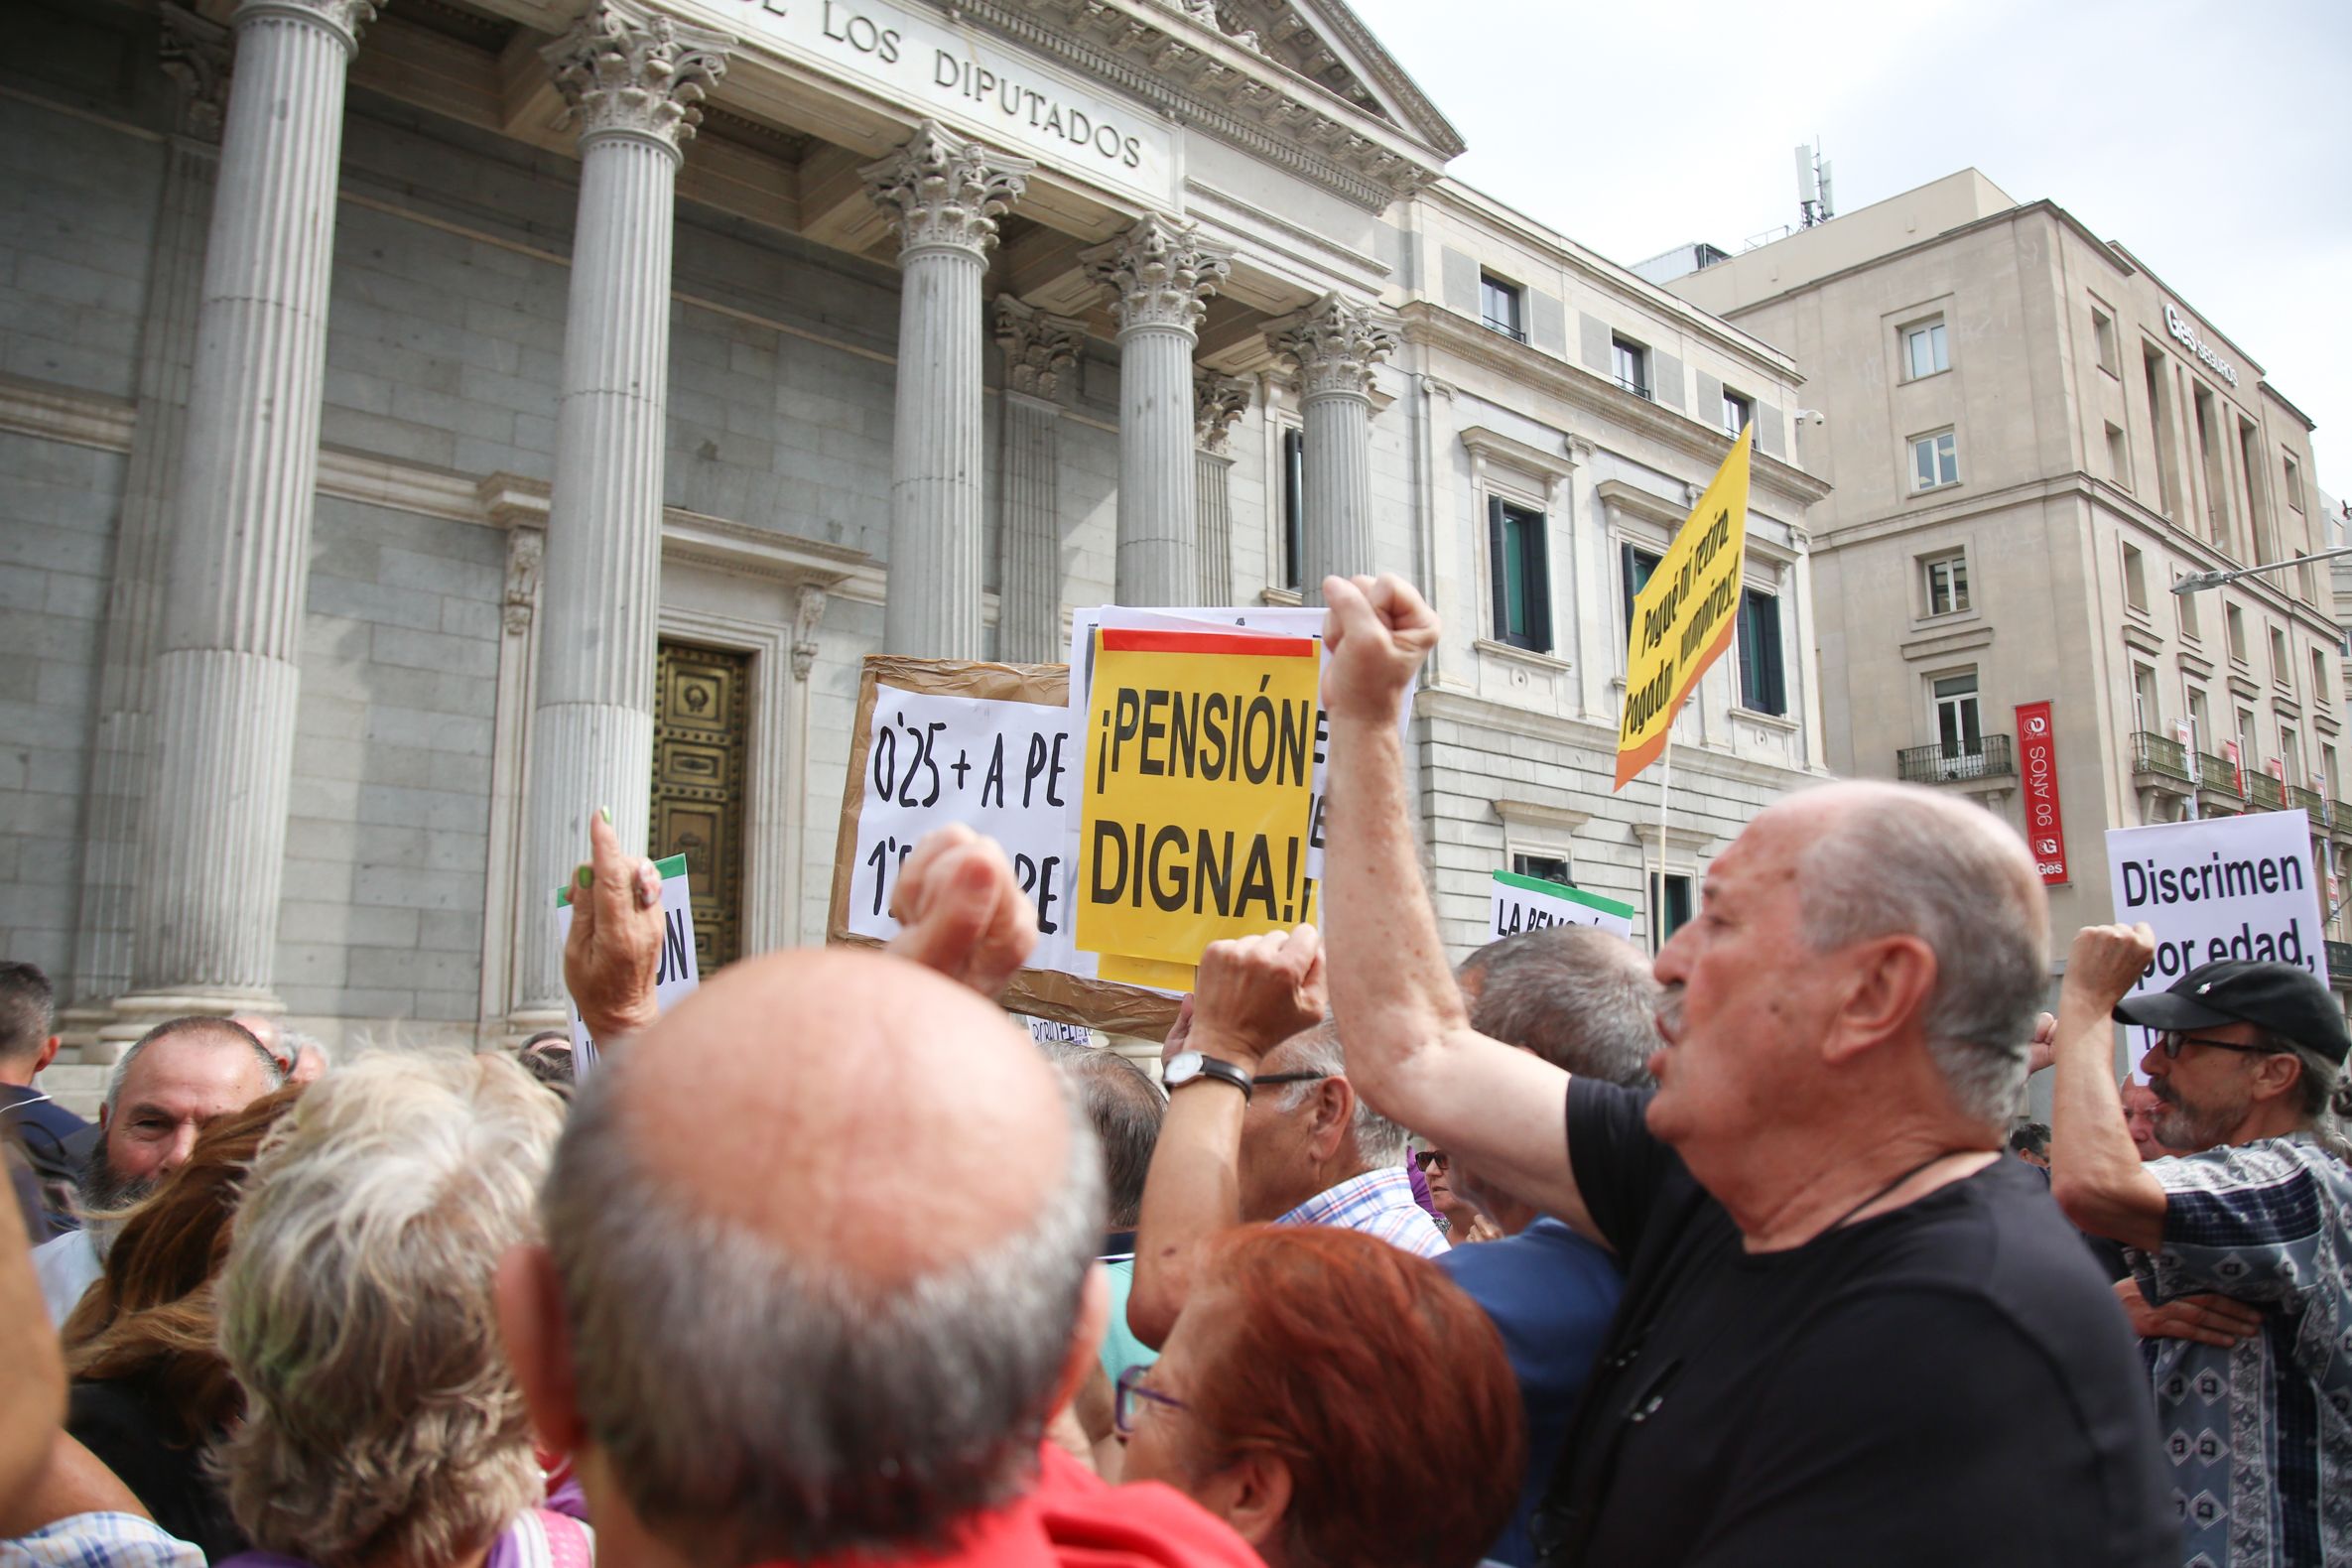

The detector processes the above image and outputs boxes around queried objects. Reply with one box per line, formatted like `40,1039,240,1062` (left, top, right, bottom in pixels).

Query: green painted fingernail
576,865,592,888
598,805,612,825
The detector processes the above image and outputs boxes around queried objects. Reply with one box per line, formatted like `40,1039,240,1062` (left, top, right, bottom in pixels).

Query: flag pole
1655,706,1674,949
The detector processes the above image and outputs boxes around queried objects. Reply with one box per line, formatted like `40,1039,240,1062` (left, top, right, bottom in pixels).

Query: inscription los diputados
745,2,1148,172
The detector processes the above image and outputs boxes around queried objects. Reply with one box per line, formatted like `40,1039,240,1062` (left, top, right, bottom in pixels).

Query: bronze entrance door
651,641,749,975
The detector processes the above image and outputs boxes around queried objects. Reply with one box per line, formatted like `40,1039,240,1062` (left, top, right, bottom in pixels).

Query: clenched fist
1322,574,1439,725
1190,924,1328,1070
887,824,1038,999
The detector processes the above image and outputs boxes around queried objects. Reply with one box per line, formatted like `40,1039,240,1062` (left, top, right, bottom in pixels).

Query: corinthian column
864,122,1032,658
120,0,374,1025
515,0,728,1022
1194,371,1249,606
1083,215,1232,606
994,297,1085,665
1268,293,1397,599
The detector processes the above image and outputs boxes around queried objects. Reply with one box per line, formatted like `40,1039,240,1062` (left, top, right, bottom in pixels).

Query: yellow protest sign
1615,425,1753,790
1078,628,1321,968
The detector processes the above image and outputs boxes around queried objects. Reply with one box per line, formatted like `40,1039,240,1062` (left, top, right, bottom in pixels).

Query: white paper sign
2104,810,2330,1059
1489,869,1637,941
1019,1014,1096,1046
553,853,699,1073
847,686,1084,973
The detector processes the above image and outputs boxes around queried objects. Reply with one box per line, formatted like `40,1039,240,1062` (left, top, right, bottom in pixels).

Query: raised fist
1190,924,1328,1069
1321,574,1439,724
888,824,1038,999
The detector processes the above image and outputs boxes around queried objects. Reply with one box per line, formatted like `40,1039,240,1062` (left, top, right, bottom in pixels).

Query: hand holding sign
1190,924,1327,1071
888,824,1038,1000
564,812,665,1042
1322,574,1438,724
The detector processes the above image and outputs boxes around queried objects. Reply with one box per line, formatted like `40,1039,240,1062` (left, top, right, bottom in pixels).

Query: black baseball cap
2111,960,2352,1067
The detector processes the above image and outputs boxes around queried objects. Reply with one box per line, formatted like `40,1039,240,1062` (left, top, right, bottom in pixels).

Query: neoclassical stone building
1,0,1828,1061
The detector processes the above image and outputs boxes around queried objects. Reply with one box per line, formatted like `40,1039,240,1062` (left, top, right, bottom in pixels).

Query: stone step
36,1063,108,1121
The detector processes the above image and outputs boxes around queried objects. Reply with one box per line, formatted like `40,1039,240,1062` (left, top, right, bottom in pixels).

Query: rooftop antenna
1795,141,1833,228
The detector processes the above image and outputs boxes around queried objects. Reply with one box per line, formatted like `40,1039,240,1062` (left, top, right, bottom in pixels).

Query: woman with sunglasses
1115,1223,1522,1568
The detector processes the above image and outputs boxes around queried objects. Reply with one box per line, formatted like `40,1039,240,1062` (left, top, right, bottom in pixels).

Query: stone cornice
1458,424,1575,483
1493,798,1593,833
1082,213,1233,335
1398,303,1833,512
965,0,1447,210
1414,688,1828,791
862,118,1034,255
543,0,731,153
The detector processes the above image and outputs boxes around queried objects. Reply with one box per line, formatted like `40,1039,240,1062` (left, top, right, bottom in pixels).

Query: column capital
1081,213,1233,335
160,4,233,141
994,296,1087,401
1194,369,1250,453
542,0,730,155
231,0,378,56
1267,292,1398,401
862,119,1032,257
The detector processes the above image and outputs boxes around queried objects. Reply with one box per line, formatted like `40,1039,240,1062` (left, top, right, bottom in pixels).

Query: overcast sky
1349,0,2352,499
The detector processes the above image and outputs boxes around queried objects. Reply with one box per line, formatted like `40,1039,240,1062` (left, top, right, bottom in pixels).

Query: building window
1922,551,1969,616
2175,575,2200,640
2325,743,2340,802
1721,389,1753,438
1737,588,1785,716
1649,870,1693,951
2122,543,2150,612
2282,724,2302,787
1489,496,1552,652
2132,662,2159,733
1280,426,1305,591
1480,274,1525,342
1933,671,1984,762
1511,850,1573,887
2313,648,2331,711
2091,306,2120,375
1620,543,1661,640
2105,422,2131,489
2187,686,2210,757
2271,626,2292,691
2285,454,2305,513
2238,708,2259,769
1612,336,1650,400
1910,430,1959,490
2226,603,2248,666
1903,319,1949,379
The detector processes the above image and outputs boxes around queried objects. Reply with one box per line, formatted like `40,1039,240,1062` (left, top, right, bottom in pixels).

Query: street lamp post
2170,543,2352,593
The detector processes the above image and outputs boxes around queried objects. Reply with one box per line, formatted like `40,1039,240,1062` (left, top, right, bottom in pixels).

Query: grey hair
1467,926,1660,1087
107,1016,282,1114
216,1051,561,1568
1038,1041,1163,1230
0,961,55,1064
1794,788,2049,1129
283,1030,331,1074
1272,1021,1411,1167
546,1055,1106,1564
2275,1038,2352,1160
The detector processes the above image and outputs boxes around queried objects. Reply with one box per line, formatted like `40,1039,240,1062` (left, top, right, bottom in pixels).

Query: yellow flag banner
1078,627,1322,969
1614,425,1754,790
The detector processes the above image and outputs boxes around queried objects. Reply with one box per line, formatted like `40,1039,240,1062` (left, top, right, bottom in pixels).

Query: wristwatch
1164,1050,1253,1101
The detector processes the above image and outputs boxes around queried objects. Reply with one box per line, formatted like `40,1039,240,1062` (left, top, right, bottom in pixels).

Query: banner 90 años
1615,425,1752,790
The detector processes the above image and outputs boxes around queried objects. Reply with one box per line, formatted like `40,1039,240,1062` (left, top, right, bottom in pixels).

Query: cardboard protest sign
827,656,1181,1040
1489,869,1636,941
1615,425,1752,790
1077,628,1322,972
553,853,698,1072
2104,810,2330,1060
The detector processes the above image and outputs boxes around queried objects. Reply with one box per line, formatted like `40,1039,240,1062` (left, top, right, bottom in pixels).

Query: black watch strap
1185,1055,1254,1102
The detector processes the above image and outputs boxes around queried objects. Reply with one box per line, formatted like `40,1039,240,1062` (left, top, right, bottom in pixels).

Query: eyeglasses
1413,1149,1451,1175
1252,1070,1327,1089
1113,1365,1188,1436
2152,1031,2287,1061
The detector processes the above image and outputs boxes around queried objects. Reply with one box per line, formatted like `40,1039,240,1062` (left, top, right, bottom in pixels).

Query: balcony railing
2251,772,2288,810
2129,730,2192,784
1615,374,1651,400
2197,752,2247,797
2290,784,2327,818
2329,941,2352,979
1896,733,2016,785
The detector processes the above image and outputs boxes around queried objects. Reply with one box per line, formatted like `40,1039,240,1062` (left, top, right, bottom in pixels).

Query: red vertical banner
2016,701,2068,885
2224,739,2245,799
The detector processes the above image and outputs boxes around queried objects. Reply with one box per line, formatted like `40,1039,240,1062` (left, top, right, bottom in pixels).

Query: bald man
1294,574,2172,1567
497,818,1258,1568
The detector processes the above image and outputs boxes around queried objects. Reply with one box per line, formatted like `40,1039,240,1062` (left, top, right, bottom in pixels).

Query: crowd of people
4,573,2350,1568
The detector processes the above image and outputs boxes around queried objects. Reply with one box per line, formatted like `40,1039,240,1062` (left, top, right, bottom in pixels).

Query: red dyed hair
1186,1225,1524,1568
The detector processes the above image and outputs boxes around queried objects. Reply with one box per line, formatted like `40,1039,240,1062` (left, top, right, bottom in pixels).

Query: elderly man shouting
1303,573,2173,1568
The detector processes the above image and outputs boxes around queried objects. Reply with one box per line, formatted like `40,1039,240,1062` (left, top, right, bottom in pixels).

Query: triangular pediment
1206,0,1463,159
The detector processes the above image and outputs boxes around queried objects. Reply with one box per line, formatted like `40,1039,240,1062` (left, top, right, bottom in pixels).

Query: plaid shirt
2131,1135,2352,1568
2,1514,204,1568
1276,1166,1449,1258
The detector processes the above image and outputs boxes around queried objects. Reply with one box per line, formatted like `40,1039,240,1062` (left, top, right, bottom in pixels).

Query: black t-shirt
69,1372,249,1563
1530,1079,2175,1568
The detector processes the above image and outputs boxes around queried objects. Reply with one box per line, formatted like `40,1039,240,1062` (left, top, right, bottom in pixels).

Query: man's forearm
1323,711,1468,1104
2048,998,2165,1251
1126,1083,1247,1350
